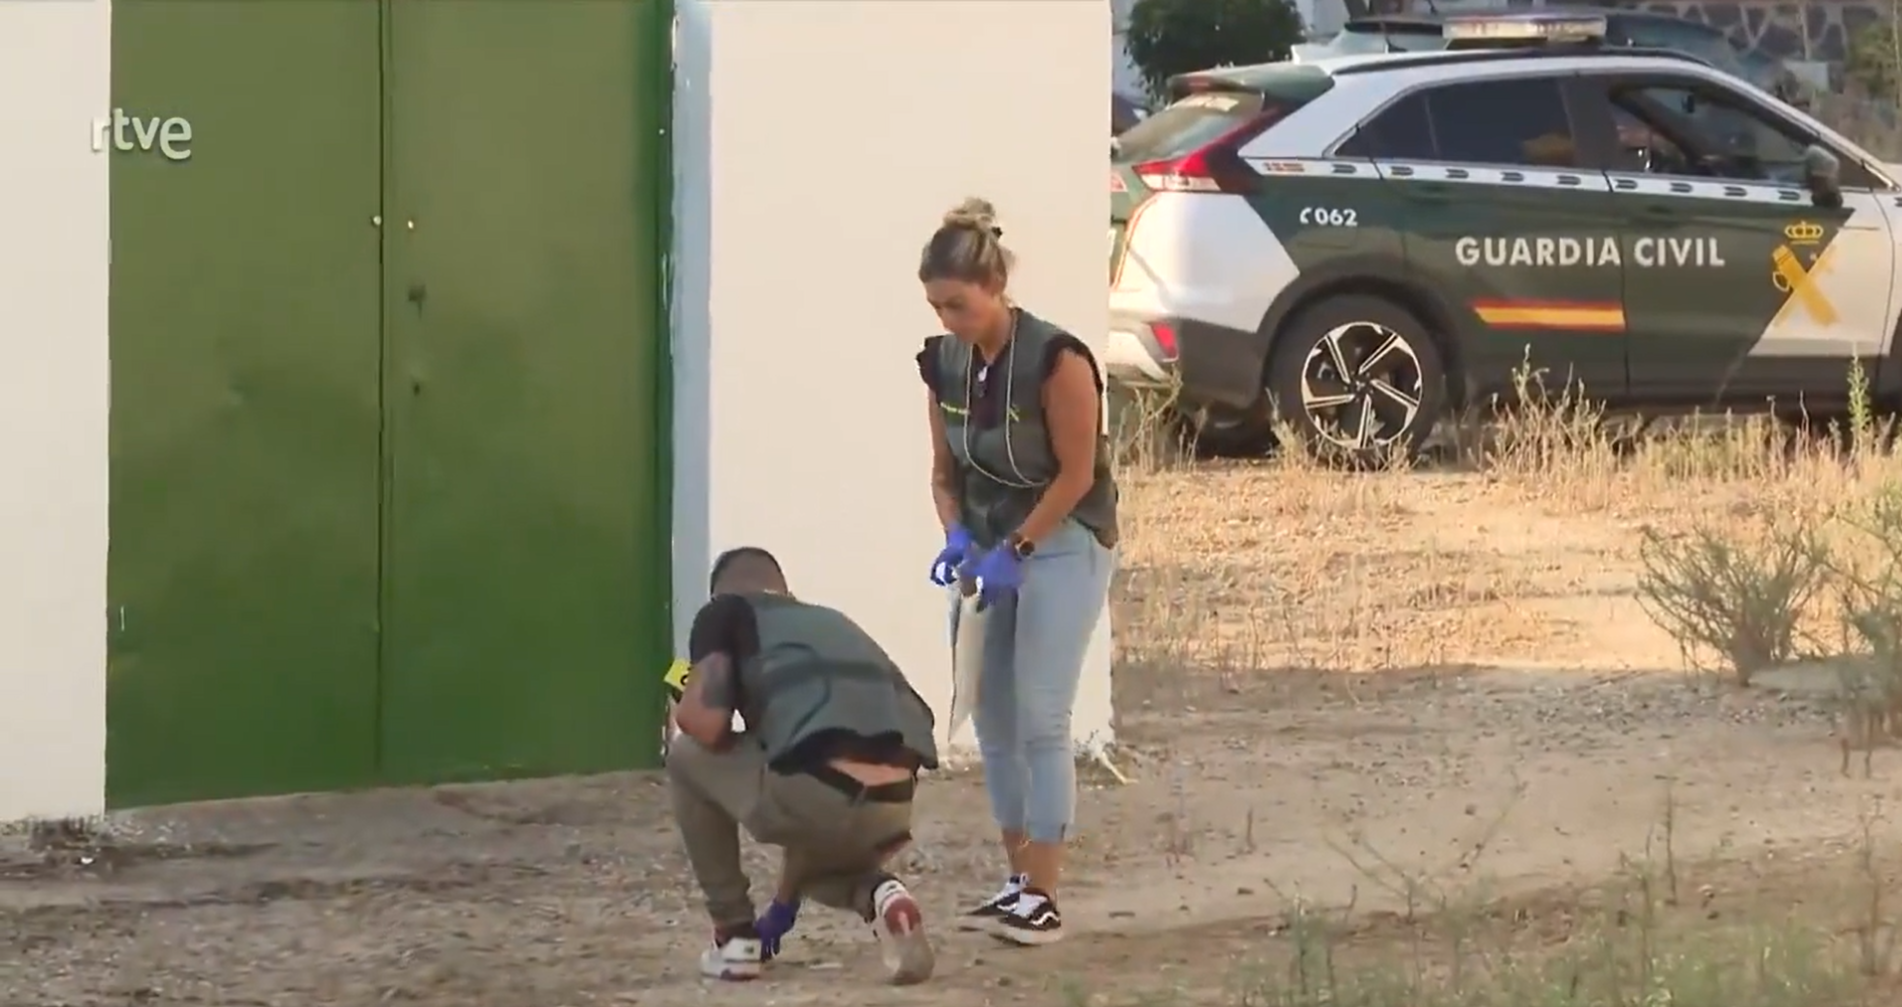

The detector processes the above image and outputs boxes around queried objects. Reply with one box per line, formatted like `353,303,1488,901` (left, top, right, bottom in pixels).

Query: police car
1105,13,1898,459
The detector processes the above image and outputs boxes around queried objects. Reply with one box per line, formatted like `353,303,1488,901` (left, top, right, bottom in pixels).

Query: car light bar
1442,13,1608,44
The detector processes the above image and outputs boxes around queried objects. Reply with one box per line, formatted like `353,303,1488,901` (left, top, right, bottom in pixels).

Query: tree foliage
1846,19,1902,101
1124,0,1309,103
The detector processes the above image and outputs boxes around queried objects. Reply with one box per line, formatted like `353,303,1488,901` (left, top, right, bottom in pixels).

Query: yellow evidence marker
663,657,691,702
660,657,689,760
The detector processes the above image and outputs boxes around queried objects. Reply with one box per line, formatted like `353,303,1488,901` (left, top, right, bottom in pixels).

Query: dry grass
1111,361,1902,686
1097,814,1901,1007
1085,363,1902,1005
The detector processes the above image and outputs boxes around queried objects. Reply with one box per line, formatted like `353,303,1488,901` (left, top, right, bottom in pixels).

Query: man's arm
673,652,737,750
673,594,753,750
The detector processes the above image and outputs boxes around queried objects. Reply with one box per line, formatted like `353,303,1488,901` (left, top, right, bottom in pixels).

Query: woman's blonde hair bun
918,196,1012,285
942,197,1002,238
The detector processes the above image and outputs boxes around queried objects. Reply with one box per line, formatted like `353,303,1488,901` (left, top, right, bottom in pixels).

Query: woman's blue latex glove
929,525,976,586
969,543,1025,610
756,898,800,960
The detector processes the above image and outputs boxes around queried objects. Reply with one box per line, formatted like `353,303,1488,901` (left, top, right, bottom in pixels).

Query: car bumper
1101,312,1267,413
1102,320,1174,388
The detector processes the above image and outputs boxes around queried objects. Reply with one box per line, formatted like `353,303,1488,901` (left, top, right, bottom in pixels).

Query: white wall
673,0,1116,756
0,0,111,822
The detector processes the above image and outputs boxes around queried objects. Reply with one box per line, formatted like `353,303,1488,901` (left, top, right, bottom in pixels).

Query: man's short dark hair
709,546,785,593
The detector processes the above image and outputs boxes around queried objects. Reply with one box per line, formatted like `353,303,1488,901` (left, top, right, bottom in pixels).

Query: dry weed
1634,514,1831,683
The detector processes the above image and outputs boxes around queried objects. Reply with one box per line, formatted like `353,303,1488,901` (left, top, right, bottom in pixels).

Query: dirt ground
7,460,1902,1006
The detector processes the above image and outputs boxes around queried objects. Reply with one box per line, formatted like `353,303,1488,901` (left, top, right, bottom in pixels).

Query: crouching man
668,546,940,985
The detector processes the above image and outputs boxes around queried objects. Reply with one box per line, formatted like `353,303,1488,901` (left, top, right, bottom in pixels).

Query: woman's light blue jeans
951,520,1115,843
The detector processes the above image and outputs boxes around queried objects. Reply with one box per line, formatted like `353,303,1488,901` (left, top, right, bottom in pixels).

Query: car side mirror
1804,145,1843,208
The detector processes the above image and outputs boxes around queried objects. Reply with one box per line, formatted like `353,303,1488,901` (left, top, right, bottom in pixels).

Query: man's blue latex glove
756,898,800,960
929,525,976,586
969,543,1025,611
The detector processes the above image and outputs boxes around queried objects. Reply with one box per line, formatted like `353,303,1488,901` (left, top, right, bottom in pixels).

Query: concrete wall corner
0,0,111,823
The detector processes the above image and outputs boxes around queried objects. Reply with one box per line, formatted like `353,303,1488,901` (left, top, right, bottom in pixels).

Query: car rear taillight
1149,323,1178,360
1133,112,1274,194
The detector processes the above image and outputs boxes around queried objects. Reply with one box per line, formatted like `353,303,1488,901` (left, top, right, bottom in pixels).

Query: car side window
1337,91,1434,161
1338,77,1577,168
1616,84,1809,183
1426,78,1579,168
1607,106,1695,175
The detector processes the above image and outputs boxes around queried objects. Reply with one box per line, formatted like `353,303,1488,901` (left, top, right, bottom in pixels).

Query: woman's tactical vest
929,311,1119,550
737,594,940,772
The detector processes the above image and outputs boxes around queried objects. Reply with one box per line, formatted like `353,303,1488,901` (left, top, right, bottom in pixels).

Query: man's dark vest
736,594,940,772
928,311,1119,549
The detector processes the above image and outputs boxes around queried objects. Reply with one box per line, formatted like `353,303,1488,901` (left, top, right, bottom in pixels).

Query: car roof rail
1327,45,1712,77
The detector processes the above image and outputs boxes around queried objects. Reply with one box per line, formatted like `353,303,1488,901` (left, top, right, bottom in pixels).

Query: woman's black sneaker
993,888,1063,946
957,874,1026,931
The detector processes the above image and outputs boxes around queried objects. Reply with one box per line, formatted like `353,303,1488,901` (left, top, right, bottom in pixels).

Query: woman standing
915,198,1118,946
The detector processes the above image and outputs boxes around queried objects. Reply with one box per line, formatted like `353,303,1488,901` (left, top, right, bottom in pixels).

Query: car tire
1266,293,1447,466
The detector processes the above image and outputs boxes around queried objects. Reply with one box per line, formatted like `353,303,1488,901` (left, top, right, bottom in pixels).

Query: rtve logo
91,109,193,162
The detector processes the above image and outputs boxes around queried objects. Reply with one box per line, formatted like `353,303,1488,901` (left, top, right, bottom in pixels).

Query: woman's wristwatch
1007,533,1037,560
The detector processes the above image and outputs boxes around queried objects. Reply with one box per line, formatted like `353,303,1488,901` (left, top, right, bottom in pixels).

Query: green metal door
378,0,672,783
107,1,386,805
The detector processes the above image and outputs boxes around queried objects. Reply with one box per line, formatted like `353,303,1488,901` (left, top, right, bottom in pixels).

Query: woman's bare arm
927,392,961,532
1012,349,1100,544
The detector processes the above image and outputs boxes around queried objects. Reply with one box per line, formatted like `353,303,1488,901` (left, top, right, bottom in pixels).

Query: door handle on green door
408,283,427,306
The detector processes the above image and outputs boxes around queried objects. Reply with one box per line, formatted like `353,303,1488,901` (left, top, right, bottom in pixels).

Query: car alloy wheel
1298,321,1425,451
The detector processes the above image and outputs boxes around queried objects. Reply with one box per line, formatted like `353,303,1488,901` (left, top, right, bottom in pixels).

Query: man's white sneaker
699,931,763,981
871,877,935,985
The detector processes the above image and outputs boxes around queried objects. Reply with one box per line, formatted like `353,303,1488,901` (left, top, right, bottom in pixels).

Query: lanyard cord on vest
960,309,1046,491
